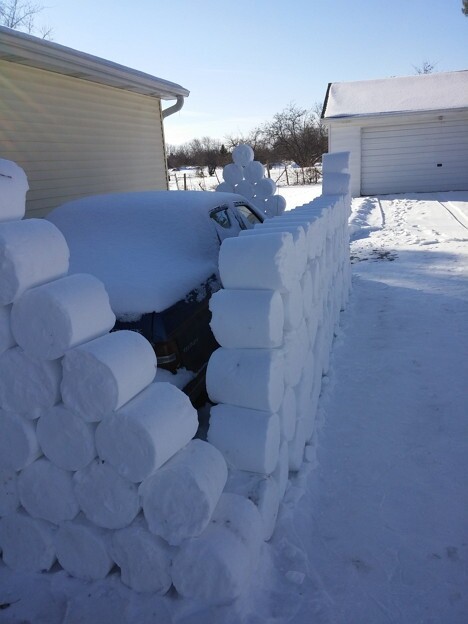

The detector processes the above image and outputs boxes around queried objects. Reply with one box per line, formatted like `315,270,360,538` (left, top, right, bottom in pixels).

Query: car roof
47,190,249,318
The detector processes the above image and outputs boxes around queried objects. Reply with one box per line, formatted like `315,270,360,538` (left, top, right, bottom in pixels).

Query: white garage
322,71,468,197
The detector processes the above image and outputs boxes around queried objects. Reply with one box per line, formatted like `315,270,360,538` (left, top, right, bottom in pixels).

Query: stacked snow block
216,144,287,217
0,159,262,606
207,151,352,541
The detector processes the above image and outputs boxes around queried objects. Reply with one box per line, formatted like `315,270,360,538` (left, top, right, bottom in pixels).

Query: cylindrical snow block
208,404,280,475
234,180,255,199
0,305,14,354
322,172,351,196
281,281,303,331
322,151,350,174
222,163,244,185
61,330,157,422
0,410,40,471
0,470,19,516
301,269,314,319
0,347,61,413
95,382,198,483
232,144,254,167
209,289,284,349
140,439,227,546
244,160,265,183
111,517,172,594
278,385,297,442
255,177,277,201
18,458,79,523
0,511,56,572
254,222,307,278
0,219,69,306
0,159,29,222
218,232,296,293
225,470,280,541
288,417,308,472
11,274,116,360
216,181,234,193
74,459,140,529
272,440,289,501
264,195,287,218
172,493,262,605
55,516,113,581
36,404,96,471
206,347,284,413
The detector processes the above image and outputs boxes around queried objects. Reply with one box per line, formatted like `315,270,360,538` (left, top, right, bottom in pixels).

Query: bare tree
413,61,437,74
0,0,52,38
263,103,327,169
463,0,468,16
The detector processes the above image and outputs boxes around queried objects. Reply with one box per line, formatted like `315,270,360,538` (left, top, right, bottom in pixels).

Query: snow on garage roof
322,70,468,119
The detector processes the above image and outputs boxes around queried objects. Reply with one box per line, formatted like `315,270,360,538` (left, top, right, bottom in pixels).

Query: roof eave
0,26,189,100
324,106,468,121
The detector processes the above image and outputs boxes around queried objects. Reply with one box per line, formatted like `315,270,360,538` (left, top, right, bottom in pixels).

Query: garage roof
0,26,189,100
322,70,468,119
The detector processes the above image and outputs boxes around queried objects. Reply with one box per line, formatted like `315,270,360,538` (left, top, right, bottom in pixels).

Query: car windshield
235,203,263,226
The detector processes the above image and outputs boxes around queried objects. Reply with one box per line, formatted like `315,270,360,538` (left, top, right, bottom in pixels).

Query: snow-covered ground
1,190,467,623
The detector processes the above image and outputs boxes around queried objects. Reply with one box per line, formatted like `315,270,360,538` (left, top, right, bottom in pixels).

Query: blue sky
38,0,467,145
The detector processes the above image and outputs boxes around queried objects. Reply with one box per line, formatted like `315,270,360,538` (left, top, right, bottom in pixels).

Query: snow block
95,382,198,482
0,511,56,572
224,469,280,541
0,347,61,414
278,385,297,442
322,172,351,197
0,219,69,305
206,347,284,413
209,289,284,349
111,517,172,594
172,493,262,605
55,515,113,581
0,305,14,355
140,439,227,546
11,274,116,360
61,330,157,422
322,151,350,174
74,459,140,530
218,231,296,293
0,159,29,222
208,404,280,475
272,440,289,501
18,458,79,523
0,470,19,516
281,280,303,331
0,410,40,471
37,404,96,471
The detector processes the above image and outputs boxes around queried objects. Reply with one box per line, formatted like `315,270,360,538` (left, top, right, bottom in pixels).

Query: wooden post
184,173,187,191
285,166,289,186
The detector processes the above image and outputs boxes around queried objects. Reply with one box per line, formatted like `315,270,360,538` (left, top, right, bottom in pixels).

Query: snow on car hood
47,191,226,318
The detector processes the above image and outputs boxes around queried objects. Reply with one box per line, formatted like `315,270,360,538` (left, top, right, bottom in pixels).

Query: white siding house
0,27,189,217
322,71,468,196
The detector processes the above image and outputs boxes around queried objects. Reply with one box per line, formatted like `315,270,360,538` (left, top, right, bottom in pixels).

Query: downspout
162,95,185,119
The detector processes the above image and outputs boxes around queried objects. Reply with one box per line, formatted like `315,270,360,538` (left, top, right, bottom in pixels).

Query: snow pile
216,143,287,217
0,160,250,603
207,151,352,542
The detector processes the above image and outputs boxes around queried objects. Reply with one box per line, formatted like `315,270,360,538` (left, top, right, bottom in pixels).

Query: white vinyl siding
328,124,361,196
0,60,168,217
361,116,468,195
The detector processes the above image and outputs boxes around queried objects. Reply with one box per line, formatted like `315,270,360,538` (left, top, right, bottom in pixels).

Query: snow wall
0,152,351,606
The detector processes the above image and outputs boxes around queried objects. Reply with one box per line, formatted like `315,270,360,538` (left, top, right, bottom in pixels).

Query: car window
210,207,232,229
235,204,263,227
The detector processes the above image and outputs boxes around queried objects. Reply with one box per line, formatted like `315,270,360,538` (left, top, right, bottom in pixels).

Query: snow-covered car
47,191,264,404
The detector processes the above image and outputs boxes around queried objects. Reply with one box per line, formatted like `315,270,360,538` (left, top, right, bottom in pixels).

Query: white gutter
0,26,189,100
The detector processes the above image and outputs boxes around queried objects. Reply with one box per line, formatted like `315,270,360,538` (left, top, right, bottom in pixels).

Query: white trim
0,26,189,100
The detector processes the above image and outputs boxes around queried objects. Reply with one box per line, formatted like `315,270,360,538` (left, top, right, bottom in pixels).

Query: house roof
322,70,468,119
0,26,189,100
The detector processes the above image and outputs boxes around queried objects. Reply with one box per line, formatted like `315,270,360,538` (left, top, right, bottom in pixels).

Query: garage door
361,116,468,195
